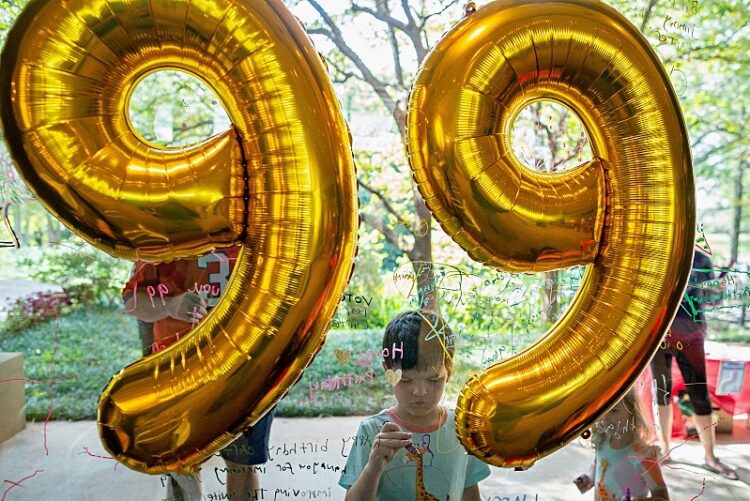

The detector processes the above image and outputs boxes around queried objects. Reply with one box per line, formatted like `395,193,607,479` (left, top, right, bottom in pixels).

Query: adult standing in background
650,249,738,480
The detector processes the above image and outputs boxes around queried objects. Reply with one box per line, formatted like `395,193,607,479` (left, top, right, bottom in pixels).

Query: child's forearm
345,461,385,501
124,292,171,322
586,461,595,478
126,292,205,323
462,484,481,501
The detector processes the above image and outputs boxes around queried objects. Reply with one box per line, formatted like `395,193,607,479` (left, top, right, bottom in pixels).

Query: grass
0,306,485,420
0,306,142,420
3,306,747,421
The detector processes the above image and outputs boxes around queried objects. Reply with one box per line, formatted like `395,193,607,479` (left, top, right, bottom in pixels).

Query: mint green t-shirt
338,407,491,501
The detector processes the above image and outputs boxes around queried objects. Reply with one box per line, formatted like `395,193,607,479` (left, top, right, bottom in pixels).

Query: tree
2,0,749,321
295,0,466,310
637,0,750,261
294,0,750,320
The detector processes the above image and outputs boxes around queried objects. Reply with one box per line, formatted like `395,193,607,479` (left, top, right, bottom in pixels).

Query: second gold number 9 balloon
0,0,357,473
407,0,695,468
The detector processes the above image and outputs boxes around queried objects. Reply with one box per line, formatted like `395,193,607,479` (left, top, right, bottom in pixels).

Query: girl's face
599,400,632,429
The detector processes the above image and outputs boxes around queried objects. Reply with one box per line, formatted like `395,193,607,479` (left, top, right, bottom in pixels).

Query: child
339,310,490,501
123,248,274,501
574,388,669,501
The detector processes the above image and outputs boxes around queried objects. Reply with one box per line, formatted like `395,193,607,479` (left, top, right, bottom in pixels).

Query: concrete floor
1,416,748,501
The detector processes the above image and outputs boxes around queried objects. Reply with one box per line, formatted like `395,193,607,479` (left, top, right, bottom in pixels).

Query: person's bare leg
245,468,260,495
171,473,202,501
696,412,738,479
225,461,262,500
225,461,245,500
693,413,717,462
655,404,673,459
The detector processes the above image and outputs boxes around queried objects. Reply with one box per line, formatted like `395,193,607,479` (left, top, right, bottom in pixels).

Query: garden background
0,0,749,498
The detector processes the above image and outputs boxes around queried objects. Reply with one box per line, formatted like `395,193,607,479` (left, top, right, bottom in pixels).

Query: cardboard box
0,352,25,443
713,407,733,434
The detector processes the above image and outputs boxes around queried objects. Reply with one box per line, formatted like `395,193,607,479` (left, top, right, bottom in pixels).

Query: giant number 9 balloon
407,0,694,467
0,0,357,473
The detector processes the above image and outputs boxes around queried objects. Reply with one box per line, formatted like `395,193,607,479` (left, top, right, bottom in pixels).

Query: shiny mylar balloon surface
0,0,357,473
407,0,694,468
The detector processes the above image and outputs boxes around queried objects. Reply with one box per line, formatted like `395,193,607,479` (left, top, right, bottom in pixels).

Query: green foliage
0,0,749,425
0,152,32,206
707,320,750,343
0,0,24,37
276,327,486,418
1,283,95,333
331,231,394,329
0,308,509,420
128,69,229,148
4,302,746,421
278,329,392,417
0,306,141,420
15,244,133,306
511,101,592,173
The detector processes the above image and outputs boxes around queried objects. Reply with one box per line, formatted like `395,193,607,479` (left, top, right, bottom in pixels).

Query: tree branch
378,0,405,88
306,0,402,129
350,3,409,32
420,0,460,25
552,136,586,169
360,211,404,251
351,0,427,62
389,27,405,87
358,176,413,236
322,54,361,83
400,0,417,28
172,119,213,137
639,0,658,33
307,27,332,37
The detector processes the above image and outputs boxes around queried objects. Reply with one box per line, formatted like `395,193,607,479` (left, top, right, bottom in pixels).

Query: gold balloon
1,0,357,474
407,0,694,468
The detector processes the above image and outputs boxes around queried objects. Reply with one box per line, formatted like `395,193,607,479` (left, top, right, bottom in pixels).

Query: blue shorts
220,408,275,465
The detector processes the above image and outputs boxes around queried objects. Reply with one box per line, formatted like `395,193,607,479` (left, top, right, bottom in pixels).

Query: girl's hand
368,422,412,472
573,474,594,493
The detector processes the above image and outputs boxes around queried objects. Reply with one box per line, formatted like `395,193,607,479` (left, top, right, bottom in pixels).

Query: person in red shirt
123,247,275,501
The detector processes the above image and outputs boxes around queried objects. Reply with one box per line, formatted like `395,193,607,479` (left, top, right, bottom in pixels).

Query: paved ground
1,416,748,501
1,281,749,499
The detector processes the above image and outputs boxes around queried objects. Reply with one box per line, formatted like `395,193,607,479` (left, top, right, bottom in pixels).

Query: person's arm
344,422,412,501
123,262,207,323
461,440,491,501
124,290,207,323
573,460,596,493
462,483,481,501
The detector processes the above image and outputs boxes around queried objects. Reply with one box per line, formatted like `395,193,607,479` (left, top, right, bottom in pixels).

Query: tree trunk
46,212,61,244
731,161,745,328
408,191,435,311
18,203,28,247
542,270,560,324
730,161,744,265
